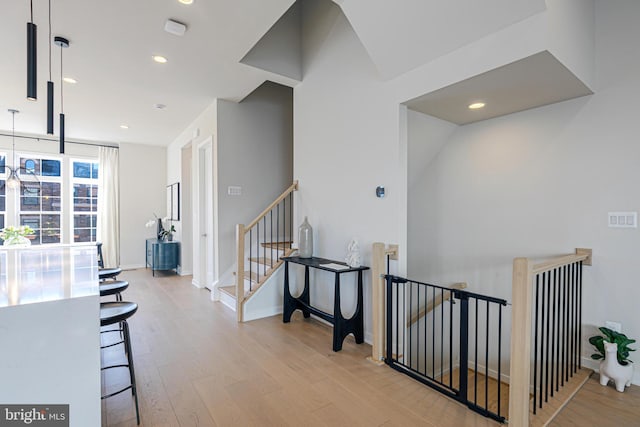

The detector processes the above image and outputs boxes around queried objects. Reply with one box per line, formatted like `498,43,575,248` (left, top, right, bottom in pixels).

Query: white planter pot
599,342,634,392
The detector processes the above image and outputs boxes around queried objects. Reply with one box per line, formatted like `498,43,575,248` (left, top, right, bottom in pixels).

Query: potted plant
0,225,35,246
160,224,176,241
590,326,635,392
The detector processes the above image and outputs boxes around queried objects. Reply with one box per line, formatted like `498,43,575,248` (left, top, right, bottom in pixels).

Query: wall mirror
166,182,180,221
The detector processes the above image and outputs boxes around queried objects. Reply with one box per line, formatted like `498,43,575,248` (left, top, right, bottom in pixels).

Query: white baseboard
219,291,236,311
120,264,145,270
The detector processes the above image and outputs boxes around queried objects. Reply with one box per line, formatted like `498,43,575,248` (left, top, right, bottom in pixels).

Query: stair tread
219,285,237,297
248,257,278,266
260,241,292,250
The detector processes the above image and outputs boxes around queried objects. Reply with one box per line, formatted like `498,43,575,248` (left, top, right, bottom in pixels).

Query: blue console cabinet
146,239,180,276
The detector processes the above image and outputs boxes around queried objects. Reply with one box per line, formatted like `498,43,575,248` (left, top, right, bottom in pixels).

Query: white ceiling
337,0,546,80
405,51,594,125
0,0,567,147
0,0,296,146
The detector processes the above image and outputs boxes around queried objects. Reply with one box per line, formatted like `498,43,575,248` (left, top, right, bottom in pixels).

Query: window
0,154,5,230
18,156,62,244
71,160,99,243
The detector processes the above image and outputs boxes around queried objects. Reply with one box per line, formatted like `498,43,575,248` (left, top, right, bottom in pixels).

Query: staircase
218,241,294,312
218,181,298,321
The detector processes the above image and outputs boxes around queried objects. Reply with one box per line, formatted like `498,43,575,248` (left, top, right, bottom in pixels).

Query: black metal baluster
497,304,502,418
457,291,469,405
263,216,266,277
449,290,453,388
385,276,393,365
485,301,490,411
578,261,583,369
555,267,560,392
270,210,273,268
403,281,406,364
276,203,280,260
289,192,293,244
551,268,556,397
573,263,580,372
424,285,428,376
432,286,436,378
560,265,565,387
409,282,413,369
440,288,444,384
564,264,569,383
540,272,546,409
396,283,400,362
569,262,574,376
533,274,540,414
474,298,478,405
256,222,260,284
545,270,550,403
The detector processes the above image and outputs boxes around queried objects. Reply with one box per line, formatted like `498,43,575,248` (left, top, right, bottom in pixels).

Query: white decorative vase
3,236,31,247
345,238,361,267
298,217,313,258
599,342,633,392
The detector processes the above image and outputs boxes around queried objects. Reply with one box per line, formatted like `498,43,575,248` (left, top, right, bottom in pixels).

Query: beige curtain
97,147,120,267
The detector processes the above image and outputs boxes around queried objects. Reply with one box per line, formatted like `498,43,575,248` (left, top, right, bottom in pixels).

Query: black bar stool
100,301,140,425
99,267,122,281
99,280,129,301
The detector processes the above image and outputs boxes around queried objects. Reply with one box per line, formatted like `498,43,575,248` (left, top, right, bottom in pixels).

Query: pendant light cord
48,0,52,81
30,0,33,23
11,111,16,168
60,44,64,113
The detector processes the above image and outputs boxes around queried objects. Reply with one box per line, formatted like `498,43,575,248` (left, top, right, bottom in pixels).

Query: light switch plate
608,212,637,228
228,186,242,196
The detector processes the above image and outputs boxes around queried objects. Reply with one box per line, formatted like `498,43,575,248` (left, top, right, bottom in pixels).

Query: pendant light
6,110,21,189
27,0,37,101
54,36,69,154
3,110,40,191
46,0,54,134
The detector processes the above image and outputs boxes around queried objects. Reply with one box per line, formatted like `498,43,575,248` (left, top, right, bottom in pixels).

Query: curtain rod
0,132,119,149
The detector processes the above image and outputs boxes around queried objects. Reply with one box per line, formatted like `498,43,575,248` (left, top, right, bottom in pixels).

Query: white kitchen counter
0,244,101,427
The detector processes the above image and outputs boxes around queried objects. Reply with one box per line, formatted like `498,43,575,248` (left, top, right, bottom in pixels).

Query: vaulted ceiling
0,0,551,146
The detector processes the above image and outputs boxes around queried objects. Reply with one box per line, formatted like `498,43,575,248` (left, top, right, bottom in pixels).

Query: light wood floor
101,269,640,427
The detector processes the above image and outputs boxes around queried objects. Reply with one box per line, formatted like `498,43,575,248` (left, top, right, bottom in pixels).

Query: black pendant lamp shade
59,113,65,154
55,36,69,154
46,0,54,134
47,81,54,134
27,22,37,100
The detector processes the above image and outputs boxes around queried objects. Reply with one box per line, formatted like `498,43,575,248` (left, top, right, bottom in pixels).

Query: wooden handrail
532,248,592,274
244,180,298,231
406,282,467,327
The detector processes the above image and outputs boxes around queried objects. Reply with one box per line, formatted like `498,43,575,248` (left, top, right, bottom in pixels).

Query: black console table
282,256,369,351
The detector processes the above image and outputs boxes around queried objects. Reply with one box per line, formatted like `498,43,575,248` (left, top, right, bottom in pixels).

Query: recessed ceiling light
152,55,168,64
468,102,486,110
120,124,129,129
178,0,194,4
154,103,167,110
63,77,77,84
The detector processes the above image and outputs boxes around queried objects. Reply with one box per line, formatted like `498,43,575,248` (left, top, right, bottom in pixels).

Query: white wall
216,81,293,277
167,102,218,280
407,0,640,383
119,142,167,268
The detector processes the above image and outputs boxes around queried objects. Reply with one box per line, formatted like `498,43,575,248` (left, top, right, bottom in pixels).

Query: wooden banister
244,180,298,231
370,242,398,365
235,181,299,321
406,282,467,327
508,248,592,425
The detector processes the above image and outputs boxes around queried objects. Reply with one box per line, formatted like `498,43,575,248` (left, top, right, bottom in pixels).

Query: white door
198,140,215,289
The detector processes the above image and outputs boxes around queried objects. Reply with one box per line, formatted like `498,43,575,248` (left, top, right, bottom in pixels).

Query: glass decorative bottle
298,216,313,258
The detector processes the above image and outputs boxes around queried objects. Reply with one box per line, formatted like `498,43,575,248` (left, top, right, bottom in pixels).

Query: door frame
193,136,218,290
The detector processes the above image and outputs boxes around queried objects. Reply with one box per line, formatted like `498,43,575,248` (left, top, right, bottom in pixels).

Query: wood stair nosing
260,241,292,250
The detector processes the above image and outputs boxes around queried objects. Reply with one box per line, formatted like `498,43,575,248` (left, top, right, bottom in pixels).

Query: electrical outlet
605,320,622,333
